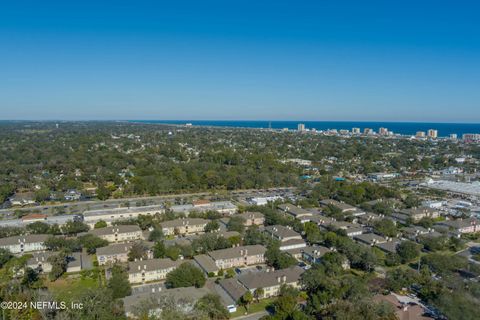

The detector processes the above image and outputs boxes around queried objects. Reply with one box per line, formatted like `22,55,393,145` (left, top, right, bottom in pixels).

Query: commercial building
83,205,165,227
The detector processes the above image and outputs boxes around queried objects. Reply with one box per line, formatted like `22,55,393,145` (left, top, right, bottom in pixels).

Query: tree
227,216,246,233
48,252,68,281
396,241,421,263
153,241,166,258
373,219,398,237
240,291,253,311
253,287,264,302
107,265,132,299
385,268,418,292
0,248,13,267
148,228,164,241
22,267,39,288
62,220,89,235
94,220,107,229
194,294,229,320
26,221,51,234
127,242,148,261
165,263,206,288
266,245,298,270
205,220,220,233
78,234,109,254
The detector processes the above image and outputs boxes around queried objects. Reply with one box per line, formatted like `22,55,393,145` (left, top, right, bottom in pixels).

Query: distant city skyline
1,1,480,121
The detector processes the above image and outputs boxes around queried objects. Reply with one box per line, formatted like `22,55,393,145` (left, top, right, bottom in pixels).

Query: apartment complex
0,234,49,254
128,258,180,284
160,218,209,236
89,225,143,243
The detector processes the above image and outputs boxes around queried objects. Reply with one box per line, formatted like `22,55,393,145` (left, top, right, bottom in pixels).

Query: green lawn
230,298,274,318
46,276,100,302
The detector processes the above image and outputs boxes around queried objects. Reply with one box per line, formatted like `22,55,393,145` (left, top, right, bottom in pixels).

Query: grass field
230,298,274,318
46,276,100,302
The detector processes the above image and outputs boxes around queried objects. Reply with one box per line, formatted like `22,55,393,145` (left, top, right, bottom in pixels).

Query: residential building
160,218,209,236
123,286,210,318
264,225,302,242
0,234,49,254
83,205,165,227
435,218,479,234
26,251,55,273
9,192,36,206
64,189,82,201
320,199,365,216
416,131,426,138
297,123,305,132
235,212,265,226
277,204,312,222
398,207,439,222
302,245,331,264
96,243,133,265
207,245,266,270
238,266,304,299
89,225,143,243
352,127,361,134
128,258,181,284
354,233,388,246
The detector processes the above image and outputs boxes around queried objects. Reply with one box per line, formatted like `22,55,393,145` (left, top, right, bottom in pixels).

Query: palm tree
253,287,264,302
240,291,253,312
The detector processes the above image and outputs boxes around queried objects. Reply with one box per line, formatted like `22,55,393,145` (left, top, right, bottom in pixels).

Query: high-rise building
449,133,457,140
364,128,373,135
427,129,438,139
297,123,306,132
463,133,480,141
379,127,389,135
416,131,426,138
352,128,361,134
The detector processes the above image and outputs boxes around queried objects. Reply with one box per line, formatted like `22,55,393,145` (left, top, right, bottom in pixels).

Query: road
0,187,296,217
231,311,268,320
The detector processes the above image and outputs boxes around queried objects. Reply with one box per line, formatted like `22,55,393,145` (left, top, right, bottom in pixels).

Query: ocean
132,120,480,138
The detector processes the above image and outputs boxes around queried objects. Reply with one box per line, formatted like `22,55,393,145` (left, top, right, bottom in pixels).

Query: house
434,218,479,234
64,189,82,201
277,204,312,222
356,212,384,226
207,245,266,270
354,233,388,246
83,205,165,227
89,225,143,243
0,234,49,254
160,218,209,236
96,243,133,265
128,258,181,284
320,199,365,216
26,251,56,273
301,245,331,264
398,207,439,222
373,294,433,320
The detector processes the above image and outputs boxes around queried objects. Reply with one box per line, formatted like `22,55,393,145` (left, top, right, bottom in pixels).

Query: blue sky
1,1,479,121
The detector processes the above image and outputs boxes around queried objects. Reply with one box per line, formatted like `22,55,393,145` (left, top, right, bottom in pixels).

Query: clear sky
1,1,479,122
